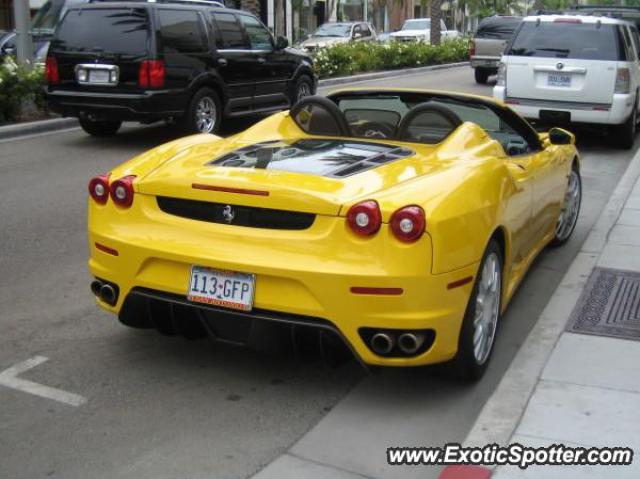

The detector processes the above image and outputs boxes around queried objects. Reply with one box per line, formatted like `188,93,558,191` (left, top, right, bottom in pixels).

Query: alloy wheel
297,82,311,102
555,169,581,242
195,96,216,133
473,252,501,365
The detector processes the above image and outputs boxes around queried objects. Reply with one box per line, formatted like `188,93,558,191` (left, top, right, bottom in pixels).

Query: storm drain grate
567,267,640,340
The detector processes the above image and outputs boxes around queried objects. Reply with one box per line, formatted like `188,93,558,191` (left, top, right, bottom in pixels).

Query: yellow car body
88,89,579,369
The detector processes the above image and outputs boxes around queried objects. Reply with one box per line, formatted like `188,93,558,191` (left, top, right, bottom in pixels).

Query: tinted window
239,15,272,50
361,24,371,36
158,10,207,53
475,17,522,40
213,13,248,49
508,22,622,60
631,26,640,60
52,8,149,55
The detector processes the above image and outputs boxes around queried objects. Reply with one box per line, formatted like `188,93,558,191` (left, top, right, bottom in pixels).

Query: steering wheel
352,121,395,139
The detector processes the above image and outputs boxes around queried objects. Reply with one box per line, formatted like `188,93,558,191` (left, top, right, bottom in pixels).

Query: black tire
550,164,582,247
179,87,222,134
79,117,122,137
289,74,314,106
612,106,637,150
452,239,503,381
474,68,490,85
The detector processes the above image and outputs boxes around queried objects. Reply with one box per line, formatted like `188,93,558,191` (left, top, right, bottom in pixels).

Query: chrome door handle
217,58,228,67
258,57,266,64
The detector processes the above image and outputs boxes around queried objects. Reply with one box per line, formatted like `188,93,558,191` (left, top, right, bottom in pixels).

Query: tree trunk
430,0,442,46
275,0,285,37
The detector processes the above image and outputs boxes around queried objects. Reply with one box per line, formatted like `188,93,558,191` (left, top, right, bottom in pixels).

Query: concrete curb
318,62,469,87
463,145,640,453
0,117,78,141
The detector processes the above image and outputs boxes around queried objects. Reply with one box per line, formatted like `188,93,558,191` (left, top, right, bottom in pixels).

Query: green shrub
311,38,470,79
0,57,46,124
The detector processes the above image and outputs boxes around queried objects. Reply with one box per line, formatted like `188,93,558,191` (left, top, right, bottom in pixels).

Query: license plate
548,74,571,87
89,70,110,83
187,266,255,311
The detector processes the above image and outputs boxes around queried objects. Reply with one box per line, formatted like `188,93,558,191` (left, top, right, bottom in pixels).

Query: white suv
494,14,640,149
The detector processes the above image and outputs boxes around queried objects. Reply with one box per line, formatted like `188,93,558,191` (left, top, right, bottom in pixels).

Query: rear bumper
88,194,478,367
470,56,500,70
47,88,186,122
494,86,633,125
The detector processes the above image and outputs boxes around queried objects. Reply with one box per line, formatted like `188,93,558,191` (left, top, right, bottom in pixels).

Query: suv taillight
45,57,59,84
496,62,506,87
138,60,165,88
615,67,631,94
470,40,476,57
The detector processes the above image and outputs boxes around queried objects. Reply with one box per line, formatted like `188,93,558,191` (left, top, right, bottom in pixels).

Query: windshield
51,8,149,55
313,23,351,37
402,19,430,30
508,21,622,60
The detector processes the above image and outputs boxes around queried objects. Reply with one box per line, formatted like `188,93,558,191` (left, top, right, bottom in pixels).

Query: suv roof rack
89,0,226,7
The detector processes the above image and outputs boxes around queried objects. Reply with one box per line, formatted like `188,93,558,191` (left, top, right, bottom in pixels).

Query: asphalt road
0,66,635,479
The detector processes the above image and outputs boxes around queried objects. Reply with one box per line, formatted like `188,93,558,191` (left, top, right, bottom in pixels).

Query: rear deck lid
505,19,622,104
136,138,422,216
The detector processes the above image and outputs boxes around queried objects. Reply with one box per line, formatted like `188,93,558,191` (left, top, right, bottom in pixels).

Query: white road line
0,356,87,407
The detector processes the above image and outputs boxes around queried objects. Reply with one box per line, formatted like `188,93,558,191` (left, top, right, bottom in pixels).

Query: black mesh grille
156,196,316,230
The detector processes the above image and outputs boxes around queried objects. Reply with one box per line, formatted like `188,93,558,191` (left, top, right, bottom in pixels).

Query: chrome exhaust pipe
90,280,103,297
398,333,426,355
370,332,394,355
100,284,117,305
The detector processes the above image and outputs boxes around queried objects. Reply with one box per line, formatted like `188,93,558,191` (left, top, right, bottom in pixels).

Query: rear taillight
346,200,382,237
109,175,136,208
88,174,110,205
138,60,165,88
615,67,631,94
390,205,425,243
496,62,506,87
45,57,59,84
470,40,476,57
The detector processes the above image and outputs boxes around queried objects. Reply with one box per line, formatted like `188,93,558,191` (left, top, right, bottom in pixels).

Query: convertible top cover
208,139,414,178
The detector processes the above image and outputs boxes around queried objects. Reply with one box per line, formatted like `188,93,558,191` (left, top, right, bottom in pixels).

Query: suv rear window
507,21,622,61
475,17,522,40
53,8,149,55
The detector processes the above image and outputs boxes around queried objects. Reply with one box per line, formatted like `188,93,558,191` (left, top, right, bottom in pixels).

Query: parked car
298,22,377,52
86,88,581,379
389,18,459,43
45,1,316,136
494,14,640,149
0,31,16,60
470,15,522,84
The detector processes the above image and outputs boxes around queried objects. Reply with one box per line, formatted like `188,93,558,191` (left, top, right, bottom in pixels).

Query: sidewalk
479,161,640,478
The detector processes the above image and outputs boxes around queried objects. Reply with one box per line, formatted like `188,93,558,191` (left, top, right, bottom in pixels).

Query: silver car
298,22,377,52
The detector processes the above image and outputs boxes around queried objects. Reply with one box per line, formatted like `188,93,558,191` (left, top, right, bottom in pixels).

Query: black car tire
474,68,490,84
452,239,503,381
79,117,122,137
289,74,314,106
180,87,222,134
612,105,637,150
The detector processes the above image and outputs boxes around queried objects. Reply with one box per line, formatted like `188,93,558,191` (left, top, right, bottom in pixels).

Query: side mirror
547,127,574,146
353,32,362,39
275,35,288,50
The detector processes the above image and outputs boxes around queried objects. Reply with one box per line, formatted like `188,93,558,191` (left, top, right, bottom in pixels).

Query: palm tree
430,0,443,45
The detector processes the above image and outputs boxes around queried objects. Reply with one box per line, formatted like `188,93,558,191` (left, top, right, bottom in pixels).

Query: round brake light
390,205,425,242
109,175,136,208
346,200,382,236
88,174,110,204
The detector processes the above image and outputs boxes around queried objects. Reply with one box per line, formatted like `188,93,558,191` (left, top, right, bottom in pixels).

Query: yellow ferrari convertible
88,89,581,378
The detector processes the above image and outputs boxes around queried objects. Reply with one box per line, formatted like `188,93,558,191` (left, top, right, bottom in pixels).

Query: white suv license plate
548,74,571,87
187,266,255,311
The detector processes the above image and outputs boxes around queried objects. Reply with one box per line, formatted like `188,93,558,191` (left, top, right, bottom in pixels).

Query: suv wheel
290,75,313,105
181,88,222,134
613,105,637,150
79,117,122,137
474,68,490,85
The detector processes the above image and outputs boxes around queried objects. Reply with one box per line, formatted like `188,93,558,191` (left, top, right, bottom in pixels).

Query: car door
156,8,210,111
237,14,289,109
211,11,257,114
626,25,640,101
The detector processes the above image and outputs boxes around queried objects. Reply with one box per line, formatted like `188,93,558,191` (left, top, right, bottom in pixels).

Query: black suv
45,1,316,136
